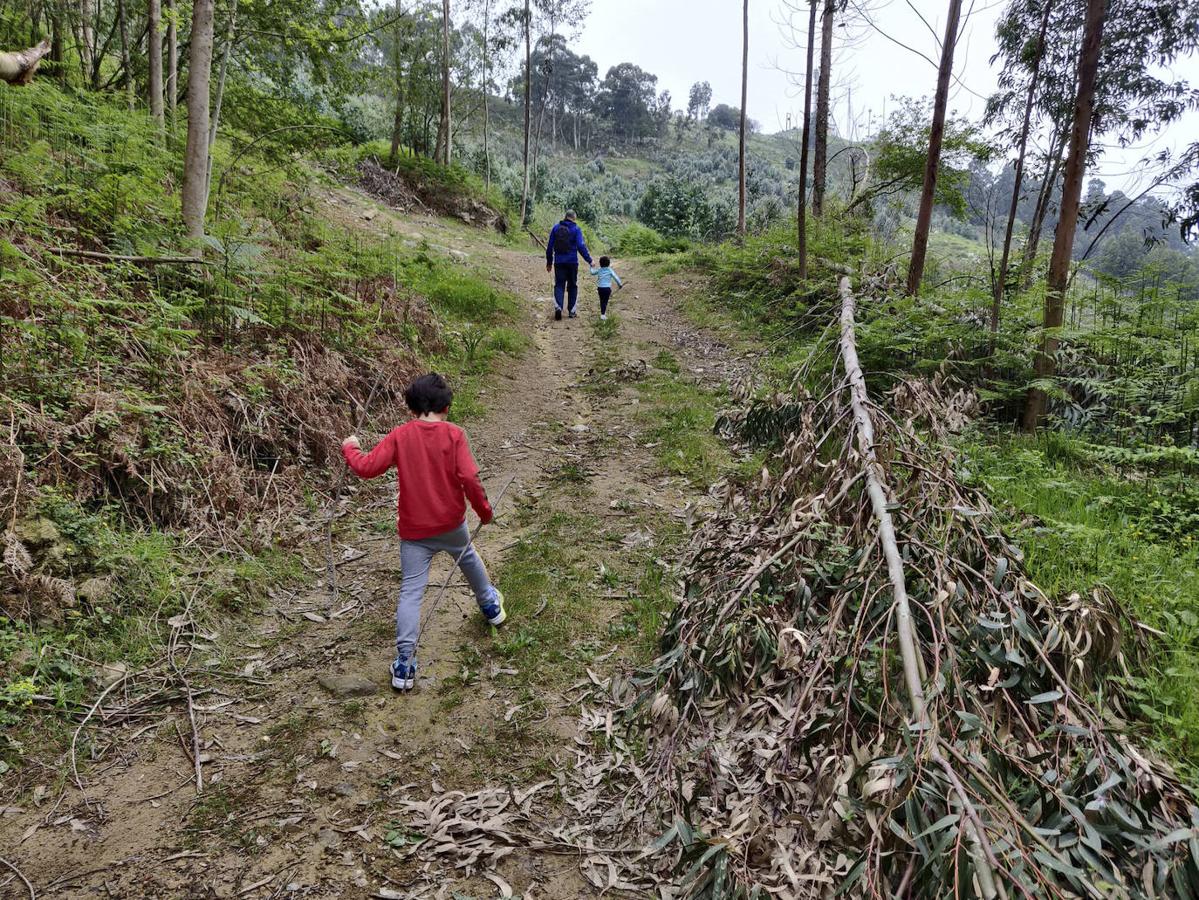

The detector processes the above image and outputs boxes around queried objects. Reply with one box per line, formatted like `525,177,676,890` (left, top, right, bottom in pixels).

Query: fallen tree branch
839,274,1004,898
0,854,35,899
183,684,203,794
0,40,50,85
47,247,213,266
69,672,133,790
837,275,928,725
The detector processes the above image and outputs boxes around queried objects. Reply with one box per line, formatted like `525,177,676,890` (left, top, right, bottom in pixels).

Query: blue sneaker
480,590,506,626
391,655,415,692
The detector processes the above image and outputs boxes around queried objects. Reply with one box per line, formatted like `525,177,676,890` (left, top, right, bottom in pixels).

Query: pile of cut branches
627,277,1199,897
357,158,508,232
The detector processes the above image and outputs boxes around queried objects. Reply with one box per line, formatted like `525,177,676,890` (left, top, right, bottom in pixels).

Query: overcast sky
570,0,1199,197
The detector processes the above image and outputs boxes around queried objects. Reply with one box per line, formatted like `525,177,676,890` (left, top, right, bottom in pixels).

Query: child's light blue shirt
589,265,623,289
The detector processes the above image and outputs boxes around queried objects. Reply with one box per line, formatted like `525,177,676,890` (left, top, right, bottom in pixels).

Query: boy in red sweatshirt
341,373,505,692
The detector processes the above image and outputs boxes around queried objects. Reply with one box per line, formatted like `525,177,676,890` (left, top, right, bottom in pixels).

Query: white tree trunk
79,0,94,80
838,274,1002,898
181,0,215,255
838,275,927,722
440,0,451,165
482,0,490,188
166,0,178,132
518,0,531,224
389,0,405,161
202,0,238,210
737,0,748,237
117,0,135,110
148,0,164,127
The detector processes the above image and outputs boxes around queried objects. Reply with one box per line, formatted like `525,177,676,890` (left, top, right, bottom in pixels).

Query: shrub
563,185,601,225
610,223,690,256
637,176,733,240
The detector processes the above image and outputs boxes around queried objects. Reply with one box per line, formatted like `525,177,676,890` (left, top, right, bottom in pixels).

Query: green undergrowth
436,486,683,702
960,431,1199,767
605,222,691,257
0,81,526,779
636,367,731,484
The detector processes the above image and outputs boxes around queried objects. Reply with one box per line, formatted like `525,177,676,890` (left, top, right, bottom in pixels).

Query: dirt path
0,200,744,899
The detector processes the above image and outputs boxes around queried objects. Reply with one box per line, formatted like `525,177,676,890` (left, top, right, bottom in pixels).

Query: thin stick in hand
414,476,516,651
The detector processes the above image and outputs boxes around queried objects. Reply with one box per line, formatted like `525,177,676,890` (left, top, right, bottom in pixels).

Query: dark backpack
553,222,575,256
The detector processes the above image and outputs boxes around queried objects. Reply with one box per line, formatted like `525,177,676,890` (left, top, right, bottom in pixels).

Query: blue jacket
589,266,623,289
546,220,592,267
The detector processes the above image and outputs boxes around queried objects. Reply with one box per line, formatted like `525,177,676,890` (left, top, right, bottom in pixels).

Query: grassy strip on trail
452,314,734,703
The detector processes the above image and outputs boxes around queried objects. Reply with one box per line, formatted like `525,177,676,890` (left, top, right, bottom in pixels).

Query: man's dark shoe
554,308,562,321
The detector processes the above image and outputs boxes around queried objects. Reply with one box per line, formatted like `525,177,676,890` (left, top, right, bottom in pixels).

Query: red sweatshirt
341,419,493,540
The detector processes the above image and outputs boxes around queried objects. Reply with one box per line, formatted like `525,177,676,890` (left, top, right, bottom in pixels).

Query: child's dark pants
598,286,612,315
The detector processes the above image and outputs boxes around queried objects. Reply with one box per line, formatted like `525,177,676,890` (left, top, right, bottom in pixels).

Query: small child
588,256,624,321
341,373,505,693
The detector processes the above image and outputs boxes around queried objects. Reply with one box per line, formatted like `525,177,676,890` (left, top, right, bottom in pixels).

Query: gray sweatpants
397,522,497,660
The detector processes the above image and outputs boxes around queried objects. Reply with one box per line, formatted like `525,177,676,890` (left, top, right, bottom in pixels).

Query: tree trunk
737,0,748,238
202,0,237,211
797,0,817,278
1022,0,1106,430
79,0,94,80
905,0,964,296
87,0,105,88
148,0,164,128
166,0,177,132
990,0,1053,334
482,0,490,187
406,62,420,156
812,0,833,217
440,0,451,165
49,1,65,75
389,1,405,162
531,18,556,187
117,0,135,110
181,0,214,255
519,0,531,225
1020,130,1066,288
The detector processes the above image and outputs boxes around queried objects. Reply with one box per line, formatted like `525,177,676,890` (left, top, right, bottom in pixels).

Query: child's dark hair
404,373,453,415
600,255,610,267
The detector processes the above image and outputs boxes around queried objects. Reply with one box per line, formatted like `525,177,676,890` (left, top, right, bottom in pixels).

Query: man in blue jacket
546,210,593,320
